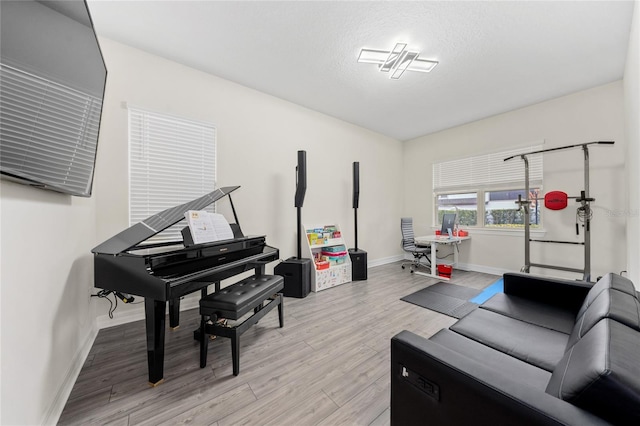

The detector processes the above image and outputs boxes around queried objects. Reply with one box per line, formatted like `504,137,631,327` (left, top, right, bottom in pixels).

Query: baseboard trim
453,262,513,277
42,324,98,425
97,294,201,330
368,254,404,268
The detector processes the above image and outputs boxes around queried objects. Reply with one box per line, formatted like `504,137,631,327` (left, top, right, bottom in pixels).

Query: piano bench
199,274,284,376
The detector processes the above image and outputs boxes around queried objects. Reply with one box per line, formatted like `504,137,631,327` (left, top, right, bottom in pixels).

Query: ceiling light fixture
357,42,438,79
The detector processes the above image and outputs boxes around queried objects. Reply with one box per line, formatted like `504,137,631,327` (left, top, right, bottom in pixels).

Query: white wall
92,37,404,324
403,82,627,280
625,1,640,285
0,183,98,425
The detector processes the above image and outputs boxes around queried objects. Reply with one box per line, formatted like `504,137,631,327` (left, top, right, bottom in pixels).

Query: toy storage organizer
304,224,352,292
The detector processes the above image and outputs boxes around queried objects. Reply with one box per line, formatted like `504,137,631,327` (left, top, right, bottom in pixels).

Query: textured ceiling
87,0,635,141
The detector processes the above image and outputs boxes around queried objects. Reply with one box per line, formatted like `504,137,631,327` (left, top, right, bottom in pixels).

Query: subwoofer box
349,249,368,281
274,257,312,298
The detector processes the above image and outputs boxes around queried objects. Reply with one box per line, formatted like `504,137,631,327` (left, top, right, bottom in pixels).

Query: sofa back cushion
567,288,640,348
546,319,640,424
576,273,637,320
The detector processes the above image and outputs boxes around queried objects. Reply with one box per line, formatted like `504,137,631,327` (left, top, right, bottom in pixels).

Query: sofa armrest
391,330,609,426
503,273,592,313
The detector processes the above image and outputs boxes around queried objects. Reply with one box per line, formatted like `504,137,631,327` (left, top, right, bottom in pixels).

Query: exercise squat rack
504,141,614,282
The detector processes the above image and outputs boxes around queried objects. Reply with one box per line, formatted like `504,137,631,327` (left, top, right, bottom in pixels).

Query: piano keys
92,186,279,385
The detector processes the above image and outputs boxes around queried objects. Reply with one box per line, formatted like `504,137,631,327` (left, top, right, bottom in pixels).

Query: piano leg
169,298,180,329
193,288,209,343
145,298,166,386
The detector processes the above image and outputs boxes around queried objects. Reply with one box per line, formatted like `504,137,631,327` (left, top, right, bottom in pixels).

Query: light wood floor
59,262,498,426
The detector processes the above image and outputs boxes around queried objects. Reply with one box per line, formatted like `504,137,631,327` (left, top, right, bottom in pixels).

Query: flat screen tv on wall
0,0,107,197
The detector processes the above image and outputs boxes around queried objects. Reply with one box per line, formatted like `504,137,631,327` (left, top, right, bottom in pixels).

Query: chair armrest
503,273,593,314
390,330,608,426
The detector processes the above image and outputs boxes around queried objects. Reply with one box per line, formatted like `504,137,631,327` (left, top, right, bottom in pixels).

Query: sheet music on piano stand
185,211,234,244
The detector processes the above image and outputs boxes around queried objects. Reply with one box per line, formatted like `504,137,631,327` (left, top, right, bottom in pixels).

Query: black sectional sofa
391,272,640,425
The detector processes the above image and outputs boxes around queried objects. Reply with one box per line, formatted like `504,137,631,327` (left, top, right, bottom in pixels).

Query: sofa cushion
450,308,568,371
430,328,552,391
480,293,575,334
546,319,640,425
567,288,640,348
502,273,591,314
577,273,637,319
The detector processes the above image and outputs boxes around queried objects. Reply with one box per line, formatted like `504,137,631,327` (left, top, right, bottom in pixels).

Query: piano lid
92,186,240,255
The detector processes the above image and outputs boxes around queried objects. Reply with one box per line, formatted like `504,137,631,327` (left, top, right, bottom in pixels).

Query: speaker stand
350,185,367,281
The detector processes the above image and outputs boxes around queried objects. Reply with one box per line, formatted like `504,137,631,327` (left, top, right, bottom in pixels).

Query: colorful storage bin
316,260,330,270
322,245,346,253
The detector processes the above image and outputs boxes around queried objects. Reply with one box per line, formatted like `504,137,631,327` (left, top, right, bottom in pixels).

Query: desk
413,235,471,280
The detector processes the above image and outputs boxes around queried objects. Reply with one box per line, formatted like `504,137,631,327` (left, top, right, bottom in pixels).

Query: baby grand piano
92,186,279,385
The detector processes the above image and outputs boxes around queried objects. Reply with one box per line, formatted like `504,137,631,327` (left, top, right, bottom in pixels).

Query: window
484,189,541,228
128,107,216,242
436,193,478,226
433,144,543,229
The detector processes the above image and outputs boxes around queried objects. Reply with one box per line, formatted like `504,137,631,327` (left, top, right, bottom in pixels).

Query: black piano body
92,186,279,385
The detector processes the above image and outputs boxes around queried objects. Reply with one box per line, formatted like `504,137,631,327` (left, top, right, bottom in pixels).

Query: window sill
432,227,547,237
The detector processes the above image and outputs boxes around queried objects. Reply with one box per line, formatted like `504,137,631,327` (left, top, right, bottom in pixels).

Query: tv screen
0,0,107,197
441,213,456,236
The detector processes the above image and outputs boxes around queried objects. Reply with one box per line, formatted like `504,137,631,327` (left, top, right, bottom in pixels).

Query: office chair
400,217,431,273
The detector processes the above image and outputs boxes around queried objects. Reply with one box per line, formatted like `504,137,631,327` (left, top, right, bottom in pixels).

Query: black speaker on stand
274,150,312,298
348,161,368,280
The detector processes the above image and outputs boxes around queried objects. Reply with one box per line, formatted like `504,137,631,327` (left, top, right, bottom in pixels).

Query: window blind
433,143,544,193
128,107,216,242
0,63,102,196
